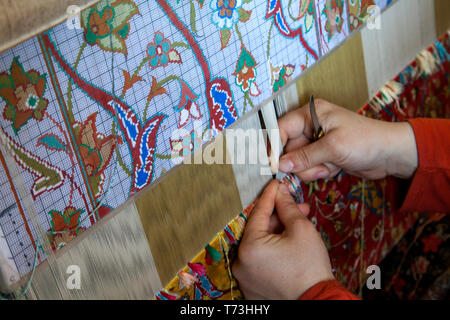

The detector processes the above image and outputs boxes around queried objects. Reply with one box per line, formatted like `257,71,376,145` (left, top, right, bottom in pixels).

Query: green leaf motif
305,13,314,32
110,2,139,30
220,29,231,49
97,32,126,54
37,134,67,152
1,127,64,198
117,24,130,39
235,47,256,73
190,0,197,33
10,142,64,198
238,8,252,22
90,174,103,197
205,244,222,263
0,74,12,87
3,105,15,121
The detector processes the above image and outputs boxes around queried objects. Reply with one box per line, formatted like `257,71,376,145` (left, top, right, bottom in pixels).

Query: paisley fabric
156,32,450,300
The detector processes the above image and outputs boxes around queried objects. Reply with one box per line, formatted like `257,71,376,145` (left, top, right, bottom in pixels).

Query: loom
0,0,448,299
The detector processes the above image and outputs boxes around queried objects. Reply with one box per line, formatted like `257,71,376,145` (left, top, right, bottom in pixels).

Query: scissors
272,95,325,177
309,95,325,142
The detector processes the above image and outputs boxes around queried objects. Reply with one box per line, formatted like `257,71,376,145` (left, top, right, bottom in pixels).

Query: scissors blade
309,95,321,135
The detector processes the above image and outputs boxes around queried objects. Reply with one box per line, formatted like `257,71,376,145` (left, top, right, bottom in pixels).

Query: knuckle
292,218,315,234
283,201,300,213
324,134,340,157
314,98,327,107
314,99,333,116
294,148,312,168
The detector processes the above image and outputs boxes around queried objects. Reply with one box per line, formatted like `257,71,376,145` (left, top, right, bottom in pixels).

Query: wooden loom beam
0,0,100,54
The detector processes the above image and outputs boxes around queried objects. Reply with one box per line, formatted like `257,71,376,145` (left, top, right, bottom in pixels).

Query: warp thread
369,35,450,113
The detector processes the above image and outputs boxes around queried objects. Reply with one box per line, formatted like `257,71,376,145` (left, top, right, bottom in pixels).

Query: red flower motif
47,207,85,250
421,233,443,253
175,80,202,128
0,57,48,133
74,112,118,177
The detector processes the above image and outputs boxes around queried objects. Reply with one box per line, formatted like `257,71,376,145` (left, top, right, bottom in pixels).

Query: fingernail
298,204,309,216
279,158,294,172
317,170,328,179
278,183,290,194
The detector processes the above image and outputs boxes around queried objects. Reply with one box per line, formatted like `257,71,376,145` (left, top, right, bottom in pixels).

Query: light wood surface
434,0,450,37
296,32,369,111
23,201,161,299
134,141,243,287
0,0,99,53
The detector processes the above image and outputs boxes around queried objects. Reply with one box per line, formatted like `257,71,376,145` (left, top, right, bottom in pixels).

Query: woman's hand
277,99,418,182
232,180,334,300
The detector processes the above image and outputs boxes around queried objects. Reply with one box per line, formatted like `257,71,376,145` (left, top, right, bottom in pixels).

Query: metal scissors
309,95,325,142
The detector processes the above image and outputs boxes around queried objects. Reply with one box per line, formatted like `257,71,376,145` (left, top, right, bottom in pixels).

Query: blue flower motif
210,0,243,30
147,32,181,68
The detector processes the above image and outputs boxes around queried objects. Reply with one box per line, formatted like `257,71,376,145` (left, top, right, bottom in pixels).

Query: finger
325,164,342,179
297,203,310,217
275,184,307,236
268,213,283,234
293,165,331,182
285,135,310,153
279,136,333,173
278,106,313,147
244,180,279,239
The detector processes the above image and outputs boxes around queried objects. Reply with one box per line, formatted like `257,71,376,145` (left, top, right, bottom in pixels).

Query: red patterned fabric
301,117,450,299
298,33,450,293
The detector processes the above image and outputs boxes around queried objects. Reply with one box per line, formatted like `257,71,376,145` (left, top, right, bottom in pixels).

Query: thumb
244,180,278,240
275,184,306,236
279,137,332,173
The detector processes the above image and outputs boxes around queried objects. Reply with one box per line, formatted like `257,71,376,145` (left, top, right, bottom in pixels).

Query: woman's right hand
277,99,418,182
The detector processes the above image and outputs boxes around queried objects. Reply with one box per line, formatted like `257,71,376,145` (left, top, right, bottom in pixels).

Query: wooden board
434,0,450,37
0,0,99,54
22,201,161,300
134,140,243,287
296,32,369,111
